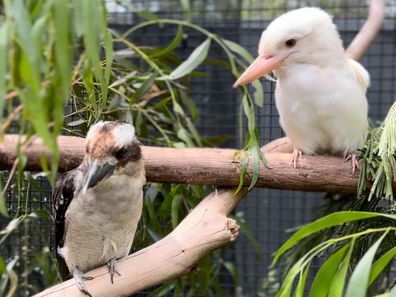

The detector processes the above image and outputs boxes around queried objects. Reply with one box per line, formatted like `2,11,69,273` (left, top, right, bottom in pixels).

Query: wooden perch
0,135,364,193
34,187,247,297
346,0,385,61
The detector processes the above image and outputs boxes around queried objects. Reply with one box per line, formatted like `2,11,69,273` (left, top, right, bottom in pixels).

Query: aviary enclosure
0,0,395,296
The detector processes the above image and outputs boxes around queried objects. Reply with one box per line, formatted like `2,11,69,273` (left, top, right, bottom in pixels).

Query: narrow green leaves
274,210,396,297
345,231,389,297
359,102,396,200
273,211,396,265
149,26,183,59
310,243,350,297
328,240,355,297
368,246,396,286
162,38,211,80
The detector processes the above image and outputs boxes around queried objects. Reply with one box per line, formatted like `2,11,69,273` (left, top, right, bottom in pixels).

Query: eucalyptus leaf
310,243,350,296
137,10,160,21
171,194,183,228
368,246,396,287
273,211,396,265
328,240,355,297
150,26,184,59
345,231,388,297
162,39,211,80
294,265,309,297
222,39,255,63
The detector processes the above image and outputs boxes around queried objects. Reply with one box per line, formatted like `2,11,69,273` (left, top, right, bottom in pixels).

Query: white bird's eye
285,39,297,48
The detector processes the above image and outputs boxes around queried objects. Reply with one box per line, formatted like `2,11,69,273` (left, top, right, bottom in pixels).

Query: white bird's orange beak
233,54,286,87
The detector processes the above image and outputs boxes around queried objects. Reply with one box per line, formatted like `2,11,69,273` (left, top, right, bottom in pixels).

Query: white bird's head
233,7,345,87
82,121,141,192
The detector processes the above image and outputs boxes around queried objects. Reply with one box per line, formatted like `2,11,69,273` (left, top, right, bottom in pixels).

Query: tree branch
346,0,385,61
0,135,366,193
34,188,247,297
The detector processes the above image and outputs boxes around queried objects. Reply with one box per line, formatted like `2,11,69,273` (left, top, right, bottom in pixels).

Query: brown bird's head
82,121,141,192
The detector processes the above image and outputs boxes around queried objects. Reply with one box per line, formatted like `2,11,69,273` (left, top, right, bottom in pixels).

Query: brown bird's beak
233,54,287,87
82,160,115,193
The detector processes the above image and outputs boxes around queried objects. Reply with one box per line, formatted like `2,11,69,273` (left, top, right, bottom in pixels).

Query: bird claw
73,270,93,297
107,259,121,284
291,149,303,168
345,154,359,175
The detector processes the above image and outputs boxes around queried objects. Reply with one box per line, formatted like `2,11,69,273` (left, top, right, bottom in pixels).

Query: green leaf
171,194,183,228
131,72,157,103
328,240,355,297
235,151,248,194
137,10,160,21
390,284,396,297
173,102,185,116
177,128,194,147
159,185,180,220
162,38,211,80
276,255,307,297
248,144,260,190
0,257,5,274
252,80,264,108
345,231,389,297
29,210,51,219
310,243,350,296
273,211,396,265
144,196,162,233
0,192,8,218
368,246,396,287
150,26,183,59
222,261,238,284
67,119,86,127
222,39,255,63
294,264,309,297
180,0,192,21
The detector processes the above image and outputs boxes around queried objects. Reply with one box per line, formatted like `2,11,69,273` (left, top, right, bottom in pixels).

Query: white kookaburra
52,121,146,296
234,7,369,173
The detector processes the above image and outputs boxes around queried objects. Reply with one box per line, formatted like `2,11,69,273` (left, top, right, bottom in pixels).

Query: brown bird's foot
73,270,93,297
291,149,303,168
107,258,121,284
345,153,359,175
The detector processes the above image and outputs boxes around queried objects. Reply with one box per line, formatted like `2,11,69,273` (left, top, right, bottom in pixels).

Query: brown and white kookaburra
52,121,146,296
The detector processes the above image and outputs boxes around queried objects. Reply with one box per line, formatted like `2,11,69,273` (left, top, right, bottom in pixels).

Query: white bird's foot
107,258,121,284
291,149,303,168
345,153,359,175
73,269,94,297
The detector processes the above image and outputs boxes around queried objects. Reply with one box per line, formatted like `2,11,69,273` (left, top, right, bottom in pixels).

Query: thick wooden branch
35,187,247,297
346,0,385,61
0,135,364,193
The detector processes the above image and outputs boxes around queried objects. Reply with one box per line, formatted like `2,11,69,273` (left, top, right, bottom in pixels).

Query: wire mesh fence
1,0,395,296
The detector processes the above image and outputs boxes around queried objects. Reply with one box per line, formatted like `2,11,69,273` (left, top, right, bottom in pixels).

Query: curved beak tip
233,54,285,88
82,161,115,192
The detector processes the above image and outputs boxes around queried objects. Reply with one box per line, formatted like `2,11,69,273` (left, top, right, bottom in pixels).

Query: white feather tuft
112,123,135,148
58,246,68,260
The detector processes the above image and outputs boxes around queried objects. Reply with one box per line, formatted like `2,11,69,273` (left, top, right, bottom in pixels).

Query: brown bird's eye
285,39,297,47
114,147,127,160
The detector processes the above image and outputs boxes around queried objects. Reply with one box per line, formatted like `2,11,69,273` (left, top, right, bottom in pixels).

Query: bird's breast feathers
275,62,368,154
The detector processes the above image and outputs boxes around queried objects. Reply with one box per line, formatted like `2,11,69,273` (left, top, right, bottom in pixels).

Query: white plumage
234,7,369,172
